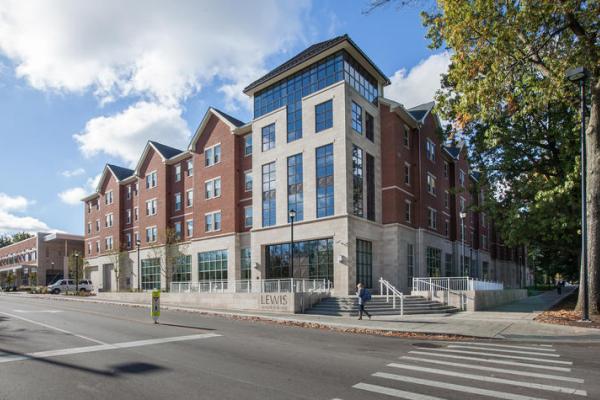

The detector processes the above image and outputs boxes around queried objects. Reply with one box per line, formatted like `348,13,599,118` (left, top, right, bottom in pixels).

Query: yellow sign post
151,289,160,324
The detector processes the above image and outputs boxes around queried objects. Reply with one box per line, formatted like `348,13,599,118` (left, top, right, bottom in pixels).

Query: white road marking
374,372,548,400
0,310,107,345
353,383,446,400
0,333,221,364
400,356,584,383
13,309,63,314
446,345,561,357
539,345,553,347
408,351,571,372
413,347,572,365
387,362,587,396
447,342,555,352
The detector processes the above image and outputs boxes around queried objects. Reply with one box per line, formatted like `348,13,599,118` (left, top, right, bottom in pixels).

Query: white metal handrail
379,278,404,316
412,277,503,292
170,278,331,294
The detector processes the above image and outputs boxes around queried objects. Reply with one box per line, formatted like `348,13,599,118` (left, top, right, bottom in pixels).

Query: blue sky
0,0,448,235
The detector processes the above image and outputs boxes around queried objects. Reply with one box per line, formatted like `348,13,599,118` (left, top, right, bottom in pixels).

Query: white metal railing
412,277,503,292
379,278,404,315
170,279,331,294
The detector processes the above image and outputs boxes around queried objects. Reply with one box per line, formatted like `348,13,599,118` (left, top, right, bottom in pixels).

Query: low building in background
82,34,529,295
0,232,84,288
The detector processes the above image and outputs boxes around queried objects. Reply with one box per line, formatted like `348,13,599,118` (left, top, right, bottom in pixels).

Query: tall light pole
74,251,79,293
566,66,590,322
136,239,141,291
460,212,467,276
288,209,296,282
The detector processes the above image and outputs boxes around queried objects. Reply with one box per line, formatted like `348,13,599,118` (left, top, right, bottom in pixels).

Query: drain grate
411,342,442,348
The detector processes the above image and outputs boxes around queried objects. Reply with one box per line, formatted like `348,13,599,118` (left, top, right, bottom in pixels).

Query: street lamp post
74,251,79,293
566,66,590,322
136,239,141,291
459,212,467,276
288,209,296,283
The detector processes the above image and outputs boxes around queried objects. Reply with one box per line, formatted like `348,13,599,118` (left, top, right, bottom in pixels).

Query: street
1,295,599,400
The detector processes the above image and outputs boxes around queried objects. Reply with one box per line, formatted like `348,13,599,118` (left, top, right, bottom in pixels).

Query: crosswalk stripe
539,345,553,347
387,362,587,396
374,372,548,400
353,382,446,400
408,351,571,372
414,347,572,365
447,342,555,352
447,345,561,357
400,356,584,383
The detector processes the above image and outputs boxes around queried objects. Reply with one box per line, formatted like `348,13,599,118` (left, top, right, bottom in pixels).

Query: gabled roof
470,171,481,182
442,145,462,160
243,34,390,94
407,101,435,123
379,97,419,128
188,107,245,151
149,141,184,159
106,164,134,181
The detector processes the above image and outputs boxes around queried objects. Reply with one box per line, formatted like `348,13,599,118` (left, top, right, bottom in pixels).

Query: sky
0,0,449,236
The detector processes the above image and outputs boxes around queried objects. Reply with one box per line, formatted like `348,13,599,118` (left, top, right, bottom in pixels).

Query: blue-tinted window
352,145,363,217
351,102,362,134
262,162,276,227
287,154,303,222
316,144,334,218
262,123,275,152
365,112,374,142
315,100,333,132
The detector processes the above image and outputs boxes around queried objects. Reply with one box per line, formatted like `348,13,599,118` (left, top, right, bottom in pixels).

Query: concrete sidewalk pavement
5,286,598,342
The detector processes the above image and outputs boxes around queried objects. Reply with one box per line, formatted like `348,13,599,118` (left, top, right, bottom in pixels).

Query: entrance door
102,264,113,291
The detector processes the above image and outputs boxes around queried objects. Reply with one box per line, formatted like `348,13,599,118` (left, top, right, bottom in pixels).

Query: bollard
151,289,160,324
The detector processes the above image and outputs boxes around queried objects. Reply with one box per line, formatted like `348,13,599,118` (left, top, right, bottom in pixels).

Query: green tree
0,235,12,248
412,0,599,313
12,232,33,243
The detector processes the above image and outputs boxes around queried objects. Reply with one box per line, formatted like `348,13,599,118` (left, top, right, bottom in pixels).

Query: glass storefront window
265,238,333,283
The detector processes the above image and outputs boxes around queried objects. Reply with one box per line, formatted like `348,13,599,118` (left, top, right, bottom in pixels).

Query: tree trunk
577,79,600,314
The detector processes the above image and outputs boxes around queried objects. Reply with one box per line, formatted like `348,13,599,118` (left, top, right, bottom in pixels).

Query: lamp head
566,66,588,82
288,209,297,219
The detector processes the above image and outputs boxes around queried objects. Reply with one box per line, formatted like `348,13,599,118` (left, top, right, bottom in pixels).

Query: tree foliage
0,232,34,248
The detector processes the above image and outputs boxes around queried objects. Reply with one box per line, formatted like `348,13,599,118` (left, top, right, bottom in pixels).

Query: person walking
356,282,371,320
556,279,562,295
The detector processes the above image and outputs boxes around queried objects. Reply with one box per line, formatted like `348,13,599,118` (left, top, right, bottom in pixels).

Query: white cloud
386,52,451,108
0,193,50,233
0,0,310,108
61,168,85,178
73,101,191,167
58,187,87,205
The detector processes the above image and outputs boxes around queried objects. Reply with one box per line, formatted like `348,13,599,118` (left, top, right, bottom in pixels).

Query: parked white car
48,279,94,294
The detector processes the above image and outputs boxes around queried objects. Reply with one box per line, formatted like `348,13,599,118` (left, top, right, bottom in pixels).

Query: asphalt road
1,295,599,400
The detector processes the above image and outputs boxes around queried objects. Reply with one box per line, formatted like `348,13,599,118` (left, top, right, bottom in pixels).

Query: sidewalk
7,287,600,342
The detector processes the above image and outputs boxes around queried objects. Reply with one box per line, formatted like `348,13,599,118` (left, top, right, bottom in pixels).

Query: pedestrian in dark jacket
356,283,371,320
556,279,562,295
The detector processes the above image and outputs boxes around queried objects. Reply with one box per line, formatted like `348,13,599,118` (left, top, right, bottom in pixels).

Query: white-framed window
204,211,221,232
87,222,91,234
186,189,193,207
87,202,92,213
174,221,182,240
95,219,100,231
244,171,252,192
427,173,436,196
428,208,437,230
244,206,252,228
126,209,132,224
146,171,157,189
105,191,113,205
187,159,194,177
481,234,488,249
205,177,221,199
459,169,465,187
127,185,132,200
135,182,139,194
426,139,436,161
244,134,252,156
443,161,449,178
175,163,181,182
96,241,100,252
403,125,410,148
445,220,450,237
404,163,411,186
146,199,157,216
146,226,158,243
444,191,449,209
135,231,140,244
186,220,193,237
105,236,113,251
134,207,139,221
126,233,132,249
105,213,113,228
481,212,486,227
87,242,92,254
405,200,411,223
174,193,182,211
205,144,221,167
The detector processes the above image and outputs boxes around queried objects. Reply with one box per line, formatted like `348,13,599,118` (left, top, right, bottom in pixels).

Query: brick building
82,34,528,295
0,232,84,288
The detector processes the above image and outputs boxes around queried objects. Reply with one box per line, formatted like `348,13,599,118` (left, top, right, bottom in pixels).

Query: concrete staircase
305,295,459,317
